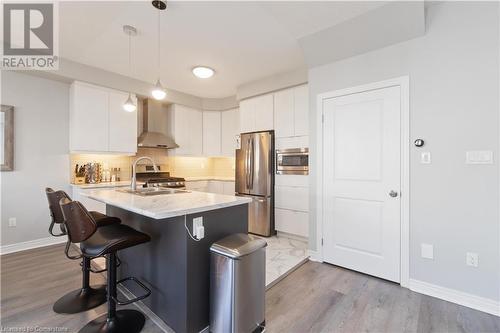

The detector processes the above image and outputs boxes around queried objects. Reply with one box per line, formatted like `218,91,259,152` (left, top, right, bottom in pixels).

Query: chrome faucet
131,157,158,191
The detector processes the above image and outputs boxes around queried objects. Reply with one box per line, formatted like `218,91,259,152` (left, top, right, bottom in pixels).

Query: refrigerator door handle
249,137,255,189
246,137,251,189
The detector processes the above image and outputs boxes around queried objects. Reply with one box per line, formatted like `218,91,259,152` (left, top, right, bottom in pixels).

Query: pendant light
123,25,137,112
151,1,167,100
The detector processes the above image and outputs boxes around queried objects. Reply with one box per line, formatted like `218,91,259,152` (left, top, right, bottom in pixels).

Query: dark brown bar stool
60,198,151,333
45,188,121,314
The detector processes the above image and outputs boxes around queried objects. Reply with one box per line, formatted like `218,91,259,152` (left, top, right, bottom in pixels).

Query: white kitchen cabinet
275,136,309,150
208,181,224,194
239,98,256,133
221,108,239,156
254,94,274,131
167,104,203,156
275,208,309,238
70,81,137,154
222,181,235,195
187,180,235,195
70,82,109,152
239,93,273,133
274,88,294,138
203,111,221,156
275,185,309,212
108,91,137,153
273,84,309,138
185,181,209,192
293,84,309,136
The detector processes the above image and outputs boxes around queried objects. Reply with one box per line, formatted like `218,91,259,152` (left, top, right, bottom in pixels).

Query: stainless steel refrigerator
236,131,274,236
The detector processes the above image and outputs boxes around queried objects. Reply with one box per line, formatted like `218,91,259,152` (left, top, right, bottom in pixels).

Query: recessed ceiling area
59,1,387,98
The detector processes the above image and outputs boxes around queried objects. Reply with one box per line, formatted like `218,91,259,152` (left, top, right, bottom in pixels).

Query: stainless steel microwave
276,148,309,175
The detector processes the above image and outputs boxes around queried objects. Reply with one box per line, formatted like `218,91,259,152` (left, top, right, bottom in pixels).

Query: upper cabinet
202,111,221,156
108,90,138,153
221,108,239,157
166,104,203,156
274,88,294,138
70,81,137,154
274,84,309,138
239,93,273,133
166,105,239,157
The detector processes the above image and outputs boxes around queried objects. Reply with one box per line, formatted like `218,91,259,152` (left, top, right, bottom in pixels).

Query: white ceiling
59,1,387,98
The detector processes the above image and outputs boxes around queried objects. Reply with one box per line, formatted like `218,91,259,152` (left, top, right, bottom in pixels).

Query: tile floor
260,235,309,288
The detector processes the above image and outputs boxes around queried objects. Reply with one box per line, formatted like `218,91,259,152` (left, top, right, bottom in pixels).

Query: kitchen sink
117,187,190,196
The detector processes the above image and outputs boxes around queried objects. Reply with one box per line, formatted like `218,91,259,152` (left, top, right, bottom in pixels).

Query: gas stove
144,177,186,189
135,169,186,189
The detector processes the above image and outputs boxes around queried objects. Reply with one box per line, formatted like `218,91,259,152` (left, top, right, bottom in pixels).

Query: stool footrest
84,255,122,274
113,277,151,306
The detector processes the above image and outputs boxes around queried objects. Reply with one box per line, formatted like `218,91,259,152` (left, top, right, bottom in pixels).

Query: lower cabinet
222,181,235,195
185,181,209,192
208,181,224,194
275,208,309,238
274,180,309,238
186,180,235,195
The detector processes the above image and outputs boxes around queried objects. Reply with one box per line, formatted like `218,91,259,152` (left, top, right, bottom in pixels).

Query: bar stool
60,197,151,333
45,188,121,314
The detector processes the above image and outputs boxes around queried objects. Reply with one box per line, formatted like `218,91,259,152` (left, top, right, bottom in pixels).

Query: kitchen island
82,189,251,333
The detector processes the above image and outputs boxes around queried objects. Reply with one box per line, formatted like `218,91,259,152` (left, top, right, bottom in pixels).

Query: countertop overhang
81,189,251,220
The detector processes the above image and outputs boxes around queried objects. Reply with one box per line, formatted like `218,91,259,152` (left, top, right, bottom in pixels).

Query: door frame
315,76,410,287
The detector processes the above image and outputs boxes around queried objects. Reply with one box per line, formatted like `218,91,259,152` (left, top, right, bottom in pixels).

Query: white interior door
322,85,401,282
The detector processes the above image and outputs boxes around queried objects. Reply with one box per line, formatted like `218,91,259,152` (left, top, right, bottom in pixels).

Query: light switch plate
466,151,493,164
421,152,431,164
8,217,16,227
421,243,434,259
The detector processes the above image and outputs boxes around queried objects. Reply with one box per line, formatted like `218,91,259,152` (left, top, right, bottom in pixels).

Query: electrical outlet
193,217,204,239
8,217,16,227
421,243,433,259
466,252,479,267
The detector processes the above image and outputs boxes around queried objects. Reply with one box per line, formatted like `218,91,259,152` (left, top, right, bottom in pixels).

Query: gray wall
1,71,70,246
308,2,499,301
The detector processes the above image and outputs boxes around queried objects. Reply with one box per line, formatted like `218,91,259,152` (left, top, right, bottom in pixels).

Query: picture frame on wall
1,105,14,171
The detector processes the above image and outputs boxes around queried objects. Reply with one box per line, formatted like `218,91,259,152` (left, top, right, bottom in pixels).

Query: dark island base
107,204,248,333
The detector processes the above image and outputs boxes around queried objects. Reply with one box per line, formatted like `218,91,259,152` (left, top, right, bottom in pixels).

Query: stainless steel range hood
138,99,178,149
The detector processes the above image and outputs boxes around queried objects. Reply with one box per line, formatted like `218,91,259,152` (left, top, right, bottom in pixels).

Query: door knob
389,190,398,198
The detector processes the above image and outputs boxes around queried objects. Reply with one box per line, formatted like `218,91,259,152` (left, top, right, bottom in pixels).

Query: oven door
276,148,309,175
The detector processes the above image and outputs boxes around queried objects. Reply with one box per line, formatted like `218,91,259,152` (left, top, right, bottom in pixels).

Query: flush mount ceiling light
123,25,137,112
151,0,167,100
192,66,215,79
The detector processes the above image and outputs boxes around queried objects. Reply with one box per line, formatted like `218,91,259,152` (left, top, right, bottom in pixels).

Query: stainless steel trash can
210,233,267,333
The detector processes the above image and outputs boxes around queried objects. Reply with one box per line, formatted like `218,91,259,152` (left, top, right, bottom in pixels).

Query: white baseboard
409,279,500,317
0,236,66,255
308,250,322,262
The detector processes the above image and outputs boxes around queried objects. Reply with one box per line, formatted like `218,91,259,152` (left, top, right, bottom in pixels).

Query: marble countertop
70,181,133,189
81,189,251,220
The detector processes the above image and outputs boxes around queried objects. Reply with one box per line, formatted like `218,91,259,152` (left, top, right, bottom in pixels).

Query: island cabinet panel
108,204,248,333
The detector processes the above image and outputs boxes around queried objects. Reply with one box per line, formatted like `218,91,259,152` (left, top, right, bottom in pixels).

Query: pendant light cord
157,9,161,76
128,30,132,76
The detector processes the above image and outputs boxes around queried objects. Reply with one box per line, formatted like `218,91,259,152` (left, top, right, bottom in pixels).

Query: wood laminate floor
1,244,499,333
